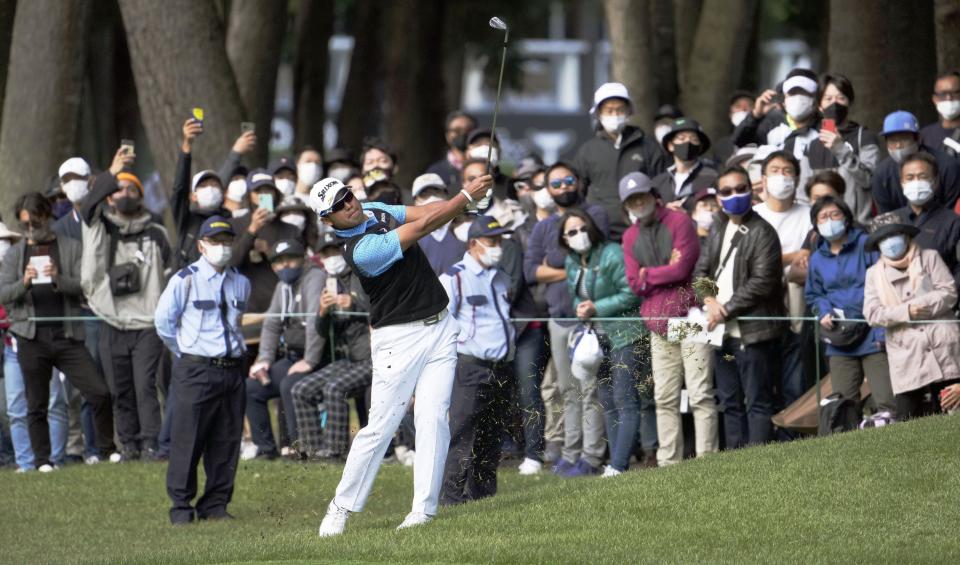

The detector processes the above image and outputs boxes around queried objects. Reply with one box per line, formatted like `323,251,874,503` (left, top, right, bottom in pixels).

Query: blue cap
198,216,235,239
467,215,512,239
880,111,919,137
246,168,277,192
269,157,296,176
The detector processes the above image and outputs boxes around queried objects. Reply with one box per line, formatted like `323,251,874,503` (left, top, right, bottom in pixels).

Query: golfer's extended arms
395,175,493,251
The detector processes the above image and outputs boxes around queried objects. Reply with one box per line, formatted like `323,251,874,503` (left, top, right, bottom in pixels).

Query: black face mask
552,190,581,208
672,142,701,162
450,133,468,152
372,189,401,206
822,102,849,124
114,196,142,216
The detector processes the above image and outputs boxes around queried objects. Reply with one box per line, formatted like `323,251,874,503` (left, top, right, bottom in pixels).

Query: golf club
486,16,509,179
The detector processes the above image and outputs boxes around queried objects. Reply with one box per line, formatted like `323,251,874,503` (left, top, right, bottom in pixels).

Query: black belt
180,354,243,369
460,354,510,370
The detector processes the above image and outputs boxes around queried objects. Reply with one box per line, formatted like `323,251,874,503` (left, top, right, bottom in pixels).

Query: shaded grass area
3,415,959,564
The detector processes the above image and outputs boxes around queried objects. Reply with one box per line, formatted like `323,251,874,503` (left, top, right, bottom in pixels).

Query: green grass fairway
4,415,960,564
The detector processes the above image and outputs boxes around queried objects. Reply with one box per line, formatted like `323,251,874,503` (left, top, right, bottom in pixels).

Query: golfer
310,173,493,537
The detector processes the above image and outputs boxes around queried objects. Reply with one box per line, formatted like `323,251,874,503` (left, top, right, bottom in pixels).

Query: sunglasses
331,190,355,213
564,226,589,238
549,176,577,189
717,184,750,198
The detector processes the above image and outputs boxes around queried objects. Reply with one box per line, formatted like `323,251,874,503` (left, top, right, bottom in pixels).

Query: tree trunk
672,0,703,91
337,0,385,153
384,0,447,191
78,0,121,169
0,0,17,136
679,0,757,142
935,0,960,73
118,0,246,191
226,0,288,163
829,0,937,132
292,0,334,153
441,1,468,112
650,0,678,106
0,0,91,217
602,0,656,132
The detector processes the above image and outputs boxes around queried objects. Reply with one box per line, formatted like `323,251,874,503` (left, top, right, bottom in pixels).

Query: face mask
693,209,715,231
372,189,400,206
552,190,580,208
114,196,142,216
936,100,960,121
297,163,322,188
322,254,348,276
276,266,303,285
328,166,353,183
600,115,627,135
730,110,749,127
63,179,89,203
566,232,592,254
903,179,934,206
627,203,656,224
889,143,918,164
720,192,752,216
672,142,701,162
879,234,908,260
417,195,444,206
453,222,471,242
363,167,390,188
281,213,306,230
201,242,232,267
477,241,503,267
275,178,296,196
196,186,223,210
822,102,849,123
52,200,72,219
467,145,499,167
655,125,671,144
0,240,10,260
232,208,250,219
532,188,557,211
765,175,796,200
784,94,815,120
226,179,248,203
450,133,468,152
818,218,846,241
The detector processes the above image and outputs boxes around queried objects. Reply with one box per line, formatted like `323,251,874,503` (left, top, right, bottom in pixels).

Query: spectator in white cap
52,157,93,241
413,172,466,276
574,82,667,241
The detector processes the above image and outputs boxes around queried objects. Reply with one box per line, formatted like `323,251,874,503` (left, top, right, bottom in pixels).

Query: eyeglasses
816,209,845,222
564,226,589,238
549,176,577,189
934,90,960,100
717,184,750,198
331,190,355,213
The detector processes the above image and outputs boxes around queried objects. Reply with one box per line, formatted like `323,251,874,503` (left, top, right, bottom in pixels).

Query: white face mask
322,254,348,276
201,242,232,267
476,241,503,267
416,195,444,206
328,166,353,183
600,115,627,135
297,162,323,187
453,222,471,242
467,145,499,168
627,203,656,224
532,188,557,211
765,174,796,200
281,213,306,230
936,100,960,121
226,179,248,203
275,178,296,196
693,209,715,231
730,110,749,127
63,179,89,204
655,125,671,144
232,208,250,219
784,94,815,120
903,179,934,206
566,231,592,254
196,186,223,210
0,240,11,260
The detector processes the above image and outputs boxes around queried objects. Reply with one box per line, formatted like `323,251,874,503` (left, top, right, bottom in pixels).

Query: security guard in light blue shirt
155,215,251,525
438,216,516,506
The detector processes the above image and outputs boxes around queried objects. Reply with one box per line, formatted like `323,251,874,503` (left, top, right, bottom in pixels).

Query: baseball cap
781,69,818,95
58,157,91,179
246,168,277,192
412,173,447,198
317,230,344,251
309,177,351,217
191,170,221,191
618,172,654,202
654,104,683,122
692,187,718,204
198,216,235,239
269,157,296,176
467,215,512,240
880,110,920,137
466,128,500,147
268,239,305,262
590,82,633,115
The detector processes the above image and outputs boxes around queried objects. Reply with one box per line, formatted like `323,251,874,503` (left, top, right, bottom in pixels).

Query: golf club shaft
487,28,509,175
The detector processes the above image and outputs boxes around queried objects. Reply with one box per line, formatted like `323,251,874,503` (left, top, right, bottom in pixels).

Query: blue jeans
714,338,778,449
513,324,549,462
596,344,648,471
4,345,68,470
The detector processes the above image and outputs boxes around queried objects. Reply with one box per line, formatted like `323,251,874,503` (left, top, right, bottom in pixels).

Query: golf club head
489,16,508,31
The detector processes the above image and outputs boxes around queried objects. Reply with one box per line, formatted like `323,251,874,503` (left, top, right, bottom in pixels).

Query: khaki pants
548,320,605,467
540,359,564,444
651,333,718,466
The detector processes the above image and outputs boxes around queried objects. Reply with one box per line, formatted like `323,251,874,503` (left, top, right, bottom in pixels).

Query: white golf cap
191,170,221,191
590,82,633,115
411,173,447,198
58,157,91,179
309,177,350,217
751,144,778,164
781,74,818,95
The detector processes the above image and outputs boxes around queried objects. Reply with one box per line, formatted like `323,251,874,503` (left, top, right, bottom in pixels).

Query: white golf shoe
601,465,622,478
318,502,351,538
396,512,433,531
517,457,543,475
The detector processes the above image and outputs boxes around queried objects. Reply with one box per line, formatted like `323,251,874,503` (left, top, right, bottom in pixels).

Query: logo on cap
276,241,290,254
627,179,637,189
487,220,500,229
210,221,230,229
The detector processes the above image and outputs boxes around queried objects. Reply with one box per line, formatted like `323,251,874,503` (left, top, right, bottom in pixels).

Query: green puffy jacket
564,241,643,351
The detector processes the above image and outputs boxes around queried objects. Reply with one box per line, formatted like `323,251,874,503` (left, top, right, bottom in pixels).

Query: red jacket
621,205,701,336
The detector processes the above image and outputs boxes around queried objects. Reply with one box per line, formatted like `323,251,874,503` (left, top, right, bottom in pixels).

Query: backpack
817,393,860,436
